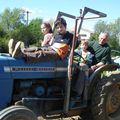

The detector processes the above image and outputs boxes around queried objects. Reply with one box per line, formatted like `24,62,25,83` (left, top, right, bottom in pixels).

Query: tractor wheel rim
106,85,120,115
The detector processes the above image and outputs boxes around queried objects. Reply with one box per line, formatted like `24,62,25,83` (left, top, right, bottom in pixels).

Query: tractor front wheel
0,105,37,120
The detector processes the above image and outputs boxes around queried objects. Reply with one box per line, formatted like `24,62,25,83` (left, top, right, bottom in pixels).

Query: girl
41,22,53,47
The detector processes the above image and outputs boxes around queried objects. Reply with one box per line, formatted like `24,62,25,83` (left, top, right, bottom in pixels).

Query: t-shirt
53,31,73,45
51,31,73,59
41,33,53,46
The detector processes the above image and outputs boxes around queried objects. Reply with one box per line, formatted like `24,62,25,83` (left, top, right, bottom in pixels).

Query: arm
91,47,111,71
41,34,53,46
91,62,104,71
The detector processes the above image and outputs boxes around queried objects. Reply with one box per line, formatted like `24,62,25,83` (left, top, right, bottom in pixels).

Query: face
80,42,88,51
55,23,66,34
98,33,108,45
41,24,50,35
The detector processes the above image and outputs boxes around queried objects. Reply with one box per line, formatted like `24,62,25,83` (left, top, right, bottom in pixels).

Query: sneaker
20,41,25,49
8,39,17,55
12,41,23,58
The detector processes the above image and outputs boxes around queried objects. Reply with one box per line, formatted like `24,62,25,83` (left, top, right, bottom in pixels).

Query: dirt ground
37,108,93,120
37,116,82,120
37,114,93,120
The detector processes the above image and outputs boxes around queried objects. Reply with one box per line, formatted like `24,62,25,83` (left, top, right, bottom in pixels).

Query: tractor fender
88,64,120,100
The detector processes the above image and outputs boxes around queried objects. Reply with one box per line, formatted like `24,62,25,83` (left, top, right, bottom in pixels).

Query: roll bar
54,7,107,114
53,6,107,33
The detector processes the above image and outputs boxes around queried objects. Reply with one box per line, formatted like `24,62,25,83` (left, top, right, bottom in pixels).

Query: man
88,32,112,71
9,17,73,63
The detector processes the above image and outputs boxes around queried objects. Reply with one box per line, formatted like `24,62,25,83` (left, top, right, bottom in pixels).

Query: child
74,39,93,80
41,22,53,47
73,39,93,100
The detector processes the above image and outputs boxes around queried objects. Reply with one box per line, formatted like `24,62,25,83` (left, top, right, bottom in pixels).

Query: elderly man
88,32,112,71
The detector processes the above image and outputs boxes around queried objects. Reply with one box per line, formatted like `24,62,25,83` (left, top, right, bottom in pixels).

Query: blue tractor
0,7,120,120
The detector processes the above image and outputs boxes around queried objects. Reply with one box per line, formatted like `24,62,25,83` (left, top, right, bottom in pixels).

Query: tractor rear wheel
91,72,120,120
0,105,37,120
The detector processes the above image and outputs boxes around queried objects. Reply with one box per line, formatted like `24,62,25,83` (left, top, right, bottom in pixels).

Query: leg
11,43,60,63
74,69,85,97
80,64,90,104
8,39,17,55
83,79,90,104
23,47,40,52
24,47,60,63
12,41,24,58
84,70,89,80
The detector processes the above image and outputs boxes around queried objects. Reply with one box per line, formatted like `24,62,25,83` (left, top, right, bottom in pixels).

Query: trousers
22,47,60,63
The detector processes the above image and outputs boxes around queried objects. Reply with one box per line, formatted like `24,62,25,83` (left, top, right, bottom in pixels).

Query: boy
74,39,93,80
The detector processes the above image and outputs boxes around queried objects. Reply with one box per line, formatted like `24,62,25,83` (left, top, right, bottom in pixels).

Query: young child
74,39,93,80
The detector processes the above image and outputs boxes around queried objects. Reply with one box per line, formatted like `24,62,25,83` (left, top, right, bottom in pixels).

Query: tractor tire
91,72,120,120
0,105,37,120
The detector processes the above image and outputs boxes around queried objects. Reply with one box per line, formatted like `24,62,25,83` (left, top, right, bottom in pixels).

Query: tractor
0,7,120,120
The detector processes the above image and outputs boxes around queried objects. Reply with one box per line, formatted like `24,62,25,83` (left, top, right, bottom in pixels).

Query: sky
0,0,120,31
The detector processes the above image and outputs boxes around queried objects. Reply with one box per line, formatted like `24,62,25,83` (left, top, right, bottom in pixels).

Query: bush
0,37,8,53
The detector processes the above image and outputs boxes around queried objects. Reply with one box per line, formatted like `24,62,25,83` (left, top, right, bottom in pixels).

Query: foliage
0,25,6,37
94,20,108,34
0,8,25,32
0,37,8,52
28,18,43,46
0,8,44,52
89,32,99,41
10,25,34,47
108,18,120,50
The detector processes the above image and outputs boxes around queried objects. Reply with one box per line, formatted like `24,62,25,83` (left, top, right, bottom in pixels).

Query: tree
94,20,108,34
0,25,6,37
28,18,43,46
0,8,25,32
108,18,120,49
0,8,33,52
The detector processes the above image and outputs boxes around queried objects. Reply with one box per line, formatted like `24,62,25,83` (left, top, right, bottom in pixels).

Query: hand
91,65,97,71
79,63,86,66
76,34,81,40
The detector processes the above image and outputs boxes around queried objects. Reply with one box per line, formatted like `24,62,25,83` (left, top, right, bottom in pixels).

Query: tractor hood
0,53,68,79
